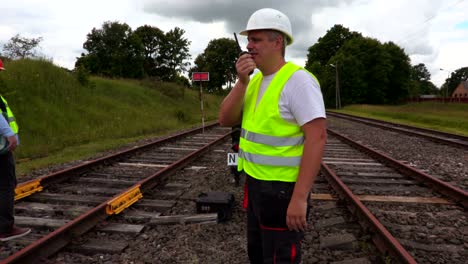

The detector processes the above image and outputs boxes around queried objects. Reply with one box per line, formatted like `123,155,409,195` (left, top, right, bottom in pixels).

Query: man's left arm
0,114,18,151
286,117,327,231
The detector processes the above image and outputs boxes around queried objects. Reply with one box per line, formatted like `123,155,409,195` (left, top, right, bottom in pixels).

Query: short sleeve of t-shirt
0,114,14,137
279,70,326,126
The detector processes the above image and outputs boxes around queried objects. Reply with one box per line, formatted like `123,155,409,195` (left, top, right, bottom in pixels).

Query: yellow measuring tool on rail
106,185,143,215
15,179,43,200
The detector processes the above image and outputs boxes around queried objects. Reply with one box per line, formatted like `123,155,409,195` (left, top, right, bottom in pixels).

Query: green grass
332,103,468,136
0,59,223,176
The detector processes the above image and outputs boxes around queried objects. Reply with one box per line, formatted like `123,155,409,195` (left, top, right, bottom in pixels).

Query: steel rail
327,128,468,208
4,124,230,264
15,122,219,199
320,162,417,264
327,111,468,149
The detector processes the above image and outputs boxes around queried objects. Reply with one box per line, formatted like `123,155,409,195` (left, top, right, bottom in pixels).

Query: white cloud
310,0,468,86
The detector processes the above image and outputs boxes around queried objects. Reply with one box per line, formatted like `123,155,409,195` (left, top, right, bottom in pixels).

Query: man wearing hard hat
0,58,31,241
219,8,326,263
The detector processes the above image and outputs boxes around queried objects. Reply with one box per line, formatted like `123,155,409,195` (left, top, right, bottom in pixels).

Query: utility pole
192,72,209,133
199,81,205,133
336,62,341,109
440,68,451,101
330,63,341,109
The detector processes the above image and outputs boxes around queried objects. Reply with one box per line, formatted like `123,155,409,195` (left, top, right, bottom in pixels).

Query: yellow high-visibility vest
238,62,318,182
1,96,19,134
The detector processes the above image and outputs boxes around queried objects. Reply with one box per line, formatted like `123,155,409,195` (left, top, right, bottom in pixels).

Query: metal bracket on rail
15,179,43,201
106,185,143,215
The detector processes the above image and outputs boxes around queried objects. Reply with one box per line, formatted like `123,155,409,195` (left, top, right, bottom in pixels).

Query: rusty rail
15,122,219,200
4,123,230,263
327,111,468,149
320,162,417,264
327,128,468,208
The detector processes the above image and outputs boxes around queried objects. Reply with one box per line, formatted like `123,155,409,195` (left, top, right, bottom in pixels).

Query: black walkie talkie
234,33,254,75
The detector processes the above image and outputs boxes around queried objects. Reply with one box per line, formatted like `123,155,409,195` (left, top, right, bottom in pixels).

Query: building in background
452,80,468,98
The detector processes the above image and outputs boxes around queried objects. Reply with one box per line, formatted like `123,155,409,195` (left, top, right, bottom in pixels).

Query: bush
175,109,189,122
75,65,90,86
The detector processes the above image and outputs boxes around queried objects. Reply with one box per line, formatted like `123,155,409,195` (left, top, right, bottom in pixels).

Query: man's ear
274,35,284,50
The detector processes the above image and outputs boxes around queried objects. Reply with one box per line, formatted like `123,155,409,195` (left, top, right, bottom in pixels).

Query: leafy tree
328,37,411,106
174,74,190,87
2,34,43,59
76,22,192,81
331,37,386,105
75,64,91,86
305,25,361,74
133,25,165,77
381,41,411,103
408,63,437,97
76,21,144,78
191,38,238,93
420,81,438,95
411,63,430,81
157,27,191,81
306,24,416,107
305,25,362,107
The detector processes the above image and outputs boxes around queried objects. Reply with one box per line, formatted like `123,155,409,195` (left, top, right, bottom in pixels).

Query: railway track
326,111,468,149
45,137,384,263
1,123,466,263
321,128,467,263
46,137,387,263
1,123,231,263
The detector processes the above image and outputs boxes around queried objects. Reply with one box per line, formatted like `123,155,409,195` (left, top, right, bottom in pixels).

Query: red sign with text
192,72,209,81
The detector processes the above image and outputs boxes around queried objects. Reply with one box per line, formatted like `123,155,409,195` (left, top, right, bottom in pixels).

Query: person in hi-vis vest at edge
218,8,327,264
0,58,31,241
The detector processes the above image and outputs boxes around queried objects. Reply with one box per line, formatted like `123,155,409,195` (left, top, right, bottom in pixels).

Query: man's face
246,30,280,68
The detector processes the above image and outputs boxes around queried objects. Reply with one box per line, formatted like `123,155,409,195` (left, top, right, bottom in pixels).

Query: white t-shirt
255,69,326,126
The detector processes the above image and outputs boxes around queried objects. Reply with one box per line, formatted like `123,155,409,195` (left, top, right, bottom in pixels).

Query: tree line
307,25,429,106
75,21,239,93
75,21,191,85
1,22,467,107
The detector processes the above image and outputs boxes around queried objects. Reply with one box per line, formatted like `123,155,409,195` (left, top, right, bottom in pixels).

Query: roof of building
454,80,468,91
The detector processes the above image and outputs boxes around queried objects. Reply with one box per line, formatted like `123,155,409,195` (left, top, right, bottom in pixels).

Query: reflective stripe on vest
241,128,304,147
238,62,318,182
239,149,302,167
0,96,19,134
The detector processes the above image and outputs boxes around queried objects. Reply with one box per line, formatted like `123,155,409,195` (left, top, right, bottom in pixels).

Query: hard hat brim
239,29,293,45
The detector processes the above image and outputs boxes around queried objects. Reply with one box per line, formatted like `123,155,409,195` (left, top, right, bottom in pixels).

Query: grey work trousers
246,175,307,264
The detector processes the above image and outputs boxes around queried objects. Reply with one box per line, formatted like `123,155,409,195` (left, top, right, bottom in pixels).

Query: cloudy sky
1,0,467,87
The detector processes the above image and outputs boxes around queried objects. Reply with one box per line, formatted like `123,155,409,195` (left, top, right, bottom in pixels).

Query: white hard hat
240,8,293,45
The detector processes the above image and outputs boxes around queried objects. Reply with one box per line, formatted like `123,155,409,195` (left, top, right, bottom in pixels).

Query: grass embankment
332,103,468,136
0,59,223,176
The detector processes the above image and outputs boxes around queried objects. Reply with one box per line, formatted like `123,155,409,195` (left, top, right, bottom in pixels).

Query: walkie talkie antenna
234,32,249,55
234,32,253,75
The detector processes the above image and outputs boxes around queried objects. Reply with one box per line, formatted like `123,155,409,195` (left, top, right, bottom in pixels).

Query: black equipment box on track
196,192,235,222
